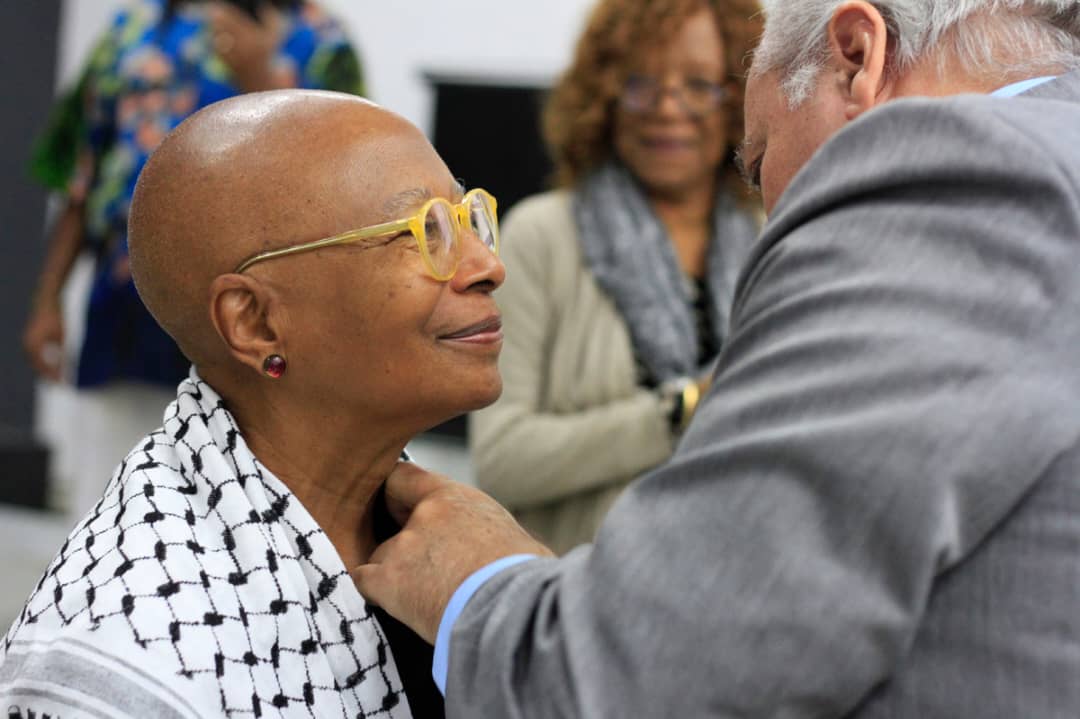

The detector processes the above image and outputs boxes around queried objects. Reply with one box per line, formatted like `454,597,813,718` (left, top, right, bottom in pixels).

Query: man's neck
894,52,1065,99
893,69,1000,98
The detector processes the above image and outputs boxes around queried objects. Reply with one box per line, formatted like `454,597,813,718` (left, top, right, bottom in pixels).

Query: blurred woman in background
470,0,763,554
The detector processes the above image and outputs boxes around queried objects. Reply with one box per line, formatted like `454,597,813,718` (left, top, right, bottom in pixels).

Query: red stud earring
262,354,286,378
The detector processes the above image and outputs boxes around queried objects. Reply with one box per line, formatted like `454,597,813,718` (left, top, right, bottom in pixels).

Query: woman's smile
437,314,503,346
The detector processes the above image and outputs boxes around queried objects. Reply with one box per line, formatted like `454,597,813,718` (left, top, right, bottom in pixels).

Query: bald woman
0,90,521,718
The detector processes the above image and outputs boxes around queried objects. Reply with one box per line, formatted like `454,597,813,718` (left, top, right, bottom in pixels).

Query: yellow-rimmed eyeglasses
234,188,499,281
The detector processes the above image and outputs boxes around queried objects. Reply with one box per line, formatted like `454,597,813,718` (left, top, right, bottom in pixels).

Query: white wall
325,0,592,131
57,0,124,87
58,0,594,132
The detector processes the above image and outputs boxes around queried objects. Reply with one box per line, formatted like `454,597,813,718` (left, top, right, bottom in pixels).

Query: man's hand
23,301,65,382
353,462,553,644
207,2,286,92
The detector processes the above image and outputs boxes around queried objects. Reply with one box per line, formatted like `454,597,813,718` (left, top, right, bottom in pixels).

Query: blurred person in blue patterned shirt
23,0,365,518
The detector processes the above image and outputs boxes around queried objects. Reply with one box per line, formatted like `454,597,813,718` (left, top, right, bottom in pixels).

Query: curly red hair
544,0,763,195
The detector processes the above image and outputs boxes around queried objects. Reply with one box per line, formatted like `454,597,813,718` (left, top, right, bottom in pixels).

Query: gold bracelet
679,381,701,432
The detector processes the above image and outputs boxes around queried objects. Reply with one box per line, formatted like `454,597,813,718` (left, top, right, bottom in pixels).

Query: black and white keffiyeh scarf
0,371,412,718
573,161,758,384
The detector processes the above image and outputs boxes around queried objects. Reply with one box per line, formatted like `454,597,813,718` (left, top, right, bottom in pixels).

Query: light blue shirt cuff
432,554,540,695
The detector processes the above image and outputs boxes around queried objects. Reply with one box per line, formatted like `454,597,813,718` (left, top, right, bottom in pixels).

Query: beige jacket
469,190,675,554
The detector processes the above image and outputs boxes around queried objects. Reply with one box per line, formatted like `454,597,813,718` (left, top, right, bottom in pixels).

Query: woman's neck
648,178,716,278
225,390,409,571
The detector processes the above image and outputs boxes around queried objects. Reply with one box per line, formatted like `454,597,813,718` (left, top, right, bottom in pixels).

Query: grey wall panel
0,0,61,433
0,0,60,500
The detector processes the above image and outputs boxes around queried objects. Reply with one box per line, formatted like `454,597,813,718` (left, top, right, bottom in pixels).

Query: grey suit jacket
447,73,1080,718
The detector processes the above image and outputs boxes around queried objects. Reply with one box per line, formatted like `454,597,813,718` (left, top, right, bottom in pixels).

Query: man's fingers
383,462,452,526
352,557,438,645
350,563,384,607
351,533,409,622
365,527,407,566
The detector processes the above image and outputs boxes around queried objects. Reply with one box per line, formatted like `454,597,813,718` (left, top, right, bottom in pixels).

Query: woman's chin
457,375,504,413
415,376,503,433
473,377,504,410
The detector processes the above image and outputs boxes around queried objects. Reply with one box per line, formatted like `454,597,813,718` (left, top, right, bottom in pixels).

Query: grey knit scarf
573,162,758,383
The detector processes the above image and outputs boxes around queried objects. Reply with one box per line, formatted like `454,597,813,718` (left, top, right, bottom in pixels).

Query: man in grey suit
355,0,1080,715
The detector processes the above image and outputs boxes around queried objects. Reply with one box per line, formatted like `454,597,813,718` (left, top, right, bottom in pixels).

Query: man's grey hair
755,1,1080,105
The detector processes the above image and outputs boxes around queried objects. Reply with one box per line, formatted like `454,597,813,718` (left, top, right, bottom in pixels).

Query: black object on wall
0,1,60,505
424,72,555,439
428,73,554,225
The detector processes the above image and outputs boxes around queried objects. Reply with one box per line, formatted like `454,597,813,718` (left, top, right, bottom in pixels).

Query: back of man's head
756,1,1080,105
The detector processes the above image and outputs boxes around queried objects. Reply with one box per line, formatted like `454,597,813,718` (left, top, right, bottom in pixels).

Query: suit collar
1018,69,1080,102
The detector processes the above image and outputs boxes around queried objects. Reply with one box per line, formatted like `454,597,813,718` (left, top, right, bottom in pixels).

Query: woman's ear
208,273,284,376
827,1,893,120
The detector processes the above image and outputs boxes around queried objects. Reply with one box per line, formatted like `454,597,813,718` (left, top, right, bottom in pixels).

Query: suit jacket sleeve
444,96,1080,717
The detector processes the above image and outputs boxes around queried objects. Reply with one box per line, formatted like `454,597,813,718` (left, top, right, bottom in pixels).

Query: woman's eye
684,77,719,96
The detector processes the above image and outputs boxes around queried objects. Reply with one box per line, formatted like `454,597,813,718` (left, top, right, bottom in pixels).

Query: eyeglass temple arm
233,219,412,273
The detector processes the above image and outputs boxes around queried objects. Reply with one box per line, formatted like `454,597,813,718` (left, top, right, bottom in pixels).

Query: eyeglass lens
468,192,498,253
424,201,458,278
421,193,498,278
622,74,725,116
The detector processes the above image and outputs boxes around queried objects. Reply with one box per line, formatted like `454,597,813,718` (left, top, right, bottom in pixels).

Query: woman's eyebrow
382,187,432,216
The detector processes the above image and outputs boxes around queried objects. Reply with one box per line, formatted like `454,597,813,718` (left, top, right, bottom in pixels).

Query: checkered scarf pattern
0,370,411,718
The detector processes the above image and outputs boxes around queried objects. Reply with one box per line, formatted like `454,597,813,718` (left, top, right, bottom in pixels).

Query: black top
371,484,446,718
637,277,720,388
691,277,719,365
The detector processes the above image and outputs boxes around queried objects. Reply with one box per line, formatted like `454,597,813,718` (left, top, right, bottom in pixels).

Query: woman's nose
451,226,505,292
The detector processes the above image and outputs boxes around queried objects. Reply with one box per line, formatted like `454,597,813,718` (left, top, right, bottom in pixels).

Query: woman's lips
639,136,696,152
439,315,503,343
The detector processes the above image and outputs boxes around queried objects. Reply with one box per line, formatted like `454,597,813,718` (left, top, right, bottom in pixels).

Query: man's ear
208,273,285,377
827,1,893,120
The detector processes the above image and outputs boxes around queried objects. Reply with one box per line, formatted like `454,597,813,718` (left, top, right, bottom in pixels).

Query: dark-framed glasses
619,73,729,118
234,188,499,281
